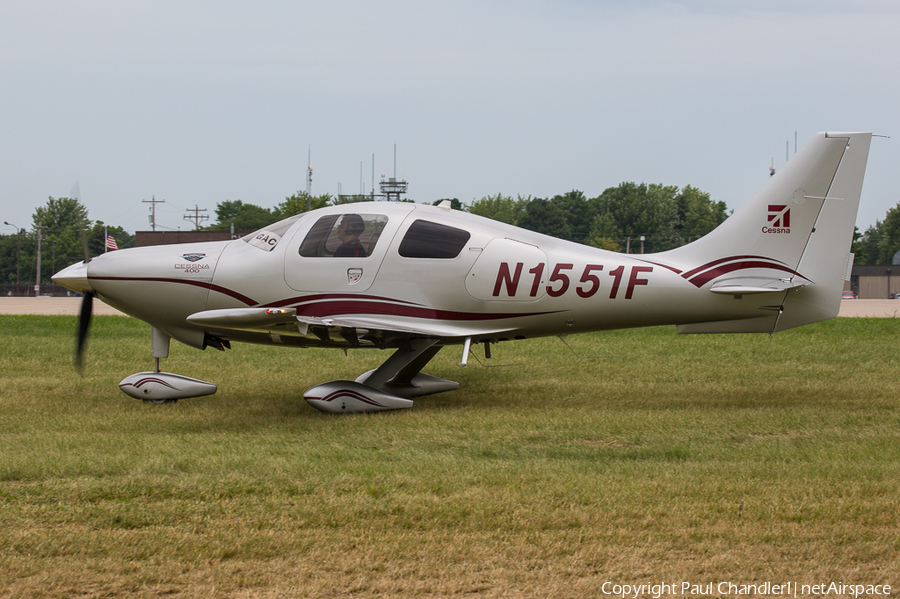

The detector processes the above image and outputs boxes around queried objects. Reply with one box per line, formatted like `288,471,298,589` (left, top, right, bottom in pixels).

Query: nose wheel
119,328,217,403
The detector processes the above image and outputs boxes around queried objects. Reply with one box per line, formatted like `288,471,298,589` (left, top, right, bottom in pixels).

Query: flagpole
104,226,108,253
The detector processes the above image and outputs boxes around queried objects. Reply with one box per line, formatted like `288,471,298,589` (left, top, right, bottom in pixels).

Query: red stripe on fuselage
89,277,258,306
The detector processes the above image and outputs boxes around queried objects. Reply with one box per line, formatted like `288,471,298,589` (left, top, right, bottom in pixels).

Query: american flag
105,234,119,251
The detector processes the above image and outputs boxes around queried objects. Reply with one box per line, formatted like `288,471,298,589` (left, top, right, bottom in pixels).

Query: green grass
1,315,899,597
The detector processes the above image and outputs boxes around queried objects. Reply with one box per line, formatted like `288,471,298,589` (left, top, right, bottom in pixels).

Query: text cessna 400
54,132,872,413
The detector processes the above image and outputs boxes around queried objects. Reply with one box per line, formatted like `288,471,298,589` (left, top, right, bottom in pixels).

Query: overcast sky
2,1,898,237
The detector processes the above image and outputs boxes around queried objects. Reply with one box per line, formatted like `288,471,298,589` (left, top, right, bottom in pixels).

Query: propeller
75,291,94,373
74,227,94,373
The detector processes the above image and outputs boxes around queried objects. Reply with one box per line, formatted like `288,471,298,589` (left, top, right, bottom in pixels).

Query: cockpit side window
398,220,471,259
299,213,389,258
241,214,305,252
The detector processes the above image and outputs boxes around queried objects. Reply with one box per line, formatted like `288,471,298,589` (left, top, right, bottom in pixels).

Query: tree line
1,197,133,291
852,203,900,265
208,184,730,254
467,184,728,252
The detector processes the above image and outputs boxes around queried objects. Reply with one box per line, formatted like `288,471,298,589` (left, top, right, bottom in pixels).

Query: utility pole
143,196,165,232
183,205,209,230
35,218,46,296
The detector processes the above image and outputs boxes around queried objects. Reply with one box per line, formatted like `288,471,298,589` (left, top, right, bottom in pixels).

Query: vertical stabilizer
775,132,872,330
663,132,872,333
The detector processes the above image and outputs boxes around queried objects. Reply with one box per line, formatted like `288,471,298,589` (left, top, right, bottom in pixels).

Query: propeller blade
81,227,92,264
75,291,94,373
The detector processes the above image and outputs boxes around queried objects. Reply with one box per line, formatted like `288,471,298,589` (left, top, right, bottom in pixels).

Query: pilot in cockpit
334,214,367,258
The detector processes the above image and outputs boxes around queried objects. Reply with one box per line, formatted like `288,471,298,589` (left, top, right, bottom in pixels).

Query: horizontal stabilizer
709,277,808,296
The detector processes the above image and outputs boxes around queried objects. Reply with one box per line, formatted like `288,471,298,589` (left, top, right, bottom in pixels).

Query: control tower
379,176,408,202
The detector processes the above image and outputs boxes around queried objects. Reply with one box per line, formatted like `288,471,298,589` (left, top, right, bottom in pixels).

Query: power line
142,196,165,232
183,205,209,230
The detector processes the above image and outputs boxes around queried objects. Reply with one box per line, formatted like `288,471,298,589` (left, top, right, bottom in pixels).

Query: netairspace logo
600,581,891,598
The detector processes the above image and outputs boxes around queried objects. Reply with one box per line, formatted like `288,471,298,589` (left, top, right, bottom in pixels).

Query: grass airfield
1,314,899,597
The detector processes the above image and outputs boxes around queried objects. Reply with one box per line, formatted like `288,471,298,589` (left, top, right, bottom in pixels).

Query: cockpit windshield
241,213,307,252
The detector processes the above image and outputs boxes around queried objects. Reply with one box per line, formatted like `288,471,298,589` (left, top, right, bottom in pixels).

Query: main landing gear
304,338,459,413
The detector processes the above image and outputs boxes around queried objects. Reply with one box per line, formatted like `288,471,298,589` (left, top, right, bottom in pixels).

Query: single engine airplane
53,132,873,413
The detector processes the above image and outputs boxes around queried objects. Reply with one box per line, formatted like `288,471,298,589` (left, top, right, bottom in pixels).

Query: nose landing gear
119,327,217,403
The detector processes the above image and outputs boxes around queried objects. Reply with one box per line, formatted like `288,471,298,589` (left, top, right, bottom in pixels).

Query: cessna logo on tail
763,205,791,234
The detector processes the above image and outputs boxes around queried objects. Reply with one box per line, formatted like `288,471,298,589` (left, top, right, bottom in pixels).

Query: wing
186,307,517,344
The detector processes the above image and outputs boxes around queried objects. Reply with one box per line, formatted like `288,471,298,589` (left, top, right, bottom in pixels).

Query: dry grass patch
0,315,898,596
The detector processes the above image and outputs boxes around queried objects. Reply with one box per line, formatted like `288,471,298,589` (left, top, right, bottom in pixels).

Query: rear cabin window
299,213,388,258
398,220,471,259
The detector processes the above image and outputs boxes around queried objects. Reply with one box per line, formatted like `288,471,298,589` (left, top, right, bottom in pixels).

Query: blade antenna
557,335,610,360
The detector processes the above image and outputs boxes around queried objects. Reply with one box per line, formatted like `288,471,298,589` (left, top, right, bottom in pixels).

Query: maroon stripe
322,389,385,406
89,276,257,306
681,255,785,279
687,261,799,288
264,293,422,309
132,377,177,390
636,260,682,275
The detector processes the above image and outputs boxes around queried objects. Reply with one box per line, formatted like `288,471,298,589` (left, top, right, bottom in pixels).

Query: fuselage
54,202,793,350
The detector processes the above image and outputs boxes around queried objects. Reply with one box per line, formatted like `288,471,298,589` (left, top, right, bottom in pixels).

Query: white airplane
53,132,872,413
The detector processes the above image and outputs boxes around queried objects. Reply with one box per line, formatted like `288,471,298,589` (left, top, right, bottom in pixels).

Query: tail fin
663,132,872,332
778,132,871,330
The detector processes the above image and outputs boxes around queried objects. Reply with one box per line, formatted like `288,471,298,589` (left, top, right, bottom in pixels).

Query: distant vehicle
842,291,857,299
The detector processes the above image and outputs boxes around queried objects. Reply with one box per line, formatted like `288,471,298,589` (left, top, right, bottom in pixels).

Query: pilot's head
339,214,365,238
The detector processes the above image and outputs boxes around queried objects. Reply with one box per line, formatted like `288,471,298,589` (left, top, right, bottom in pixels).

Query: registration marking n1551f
492,262,653,299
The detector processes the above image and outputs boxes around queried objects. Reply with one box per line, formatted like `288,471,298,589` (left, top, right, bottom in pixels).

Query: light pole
3,221,20,287
34,218,46,296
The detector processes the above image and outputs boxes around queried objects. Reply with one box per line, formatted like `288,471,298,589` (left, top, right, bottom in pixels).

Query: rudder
776,132,872,330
